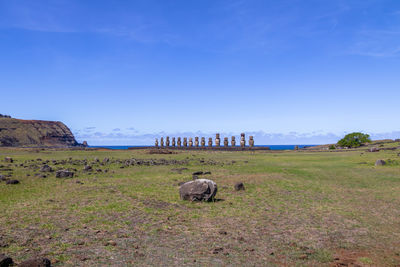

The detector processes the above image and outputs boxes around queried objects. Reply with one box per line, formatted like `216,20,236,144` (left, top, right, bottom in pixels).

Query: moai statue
240,133,245,148
215,133,221,147
208,137,213,147
231,136,236,147
172,137,176,147
183,137,188,147
177,137,182,147
155,138,159,147
160,137,164,147
189,137,193,147
249,136,254,147
166,136,170,147
195,137,199,147
201,137,206,147
224,137,228,147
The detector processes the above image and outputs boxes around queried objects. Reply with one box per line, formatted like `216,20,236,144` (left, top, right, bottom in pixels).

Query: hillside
0,117,81,147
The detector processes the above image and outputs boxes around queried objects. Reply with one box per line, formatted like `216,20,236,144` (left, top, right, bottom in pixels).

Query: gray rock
234,182,245,191
179,179,217,201
83,165,92,171
19,257,51,267
40,164,53,172
369,147,379,152
375,160,386,166
56,170,74,178
6,179,19,184
0,254,13,267
4,157,13,163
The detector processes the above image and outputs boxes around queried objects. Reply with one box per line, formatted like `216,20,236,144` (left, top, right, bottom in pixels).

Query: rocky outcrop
0,117,81,147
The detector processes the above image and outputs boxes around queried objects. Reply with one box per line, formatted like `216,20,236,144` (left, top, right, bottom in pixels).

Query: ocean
89,145,315,150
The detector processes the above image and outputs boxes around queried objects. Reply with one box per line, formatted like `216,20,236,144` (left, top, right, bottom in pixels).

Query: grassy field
1,146,400,266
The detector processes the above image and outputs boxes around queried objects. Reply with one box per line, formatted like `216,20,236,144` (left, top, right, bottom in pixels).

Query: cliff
0,117,81,147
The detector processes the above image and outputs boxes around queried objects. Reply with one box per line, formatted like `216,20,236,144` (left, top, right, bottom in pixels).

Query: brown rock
234,182,245,191
19,258,51,267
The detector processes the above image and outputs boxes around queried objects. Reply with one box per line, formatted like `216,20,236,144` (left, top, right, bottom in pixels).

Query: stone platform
128,146,271,151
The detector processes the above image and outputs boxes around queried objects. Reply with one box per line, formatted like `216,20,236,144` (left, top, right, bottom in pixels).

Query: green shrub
337,132,371,148
329,145,336,150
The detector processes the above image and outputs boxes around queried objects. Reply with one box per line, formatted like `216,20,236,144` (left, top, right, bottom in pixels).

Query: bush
329,145,336,150
337,132,371,148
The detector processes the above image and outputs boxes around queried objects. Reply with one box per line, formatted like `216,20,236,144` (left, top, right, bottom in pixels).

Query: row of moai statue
155,133,254,148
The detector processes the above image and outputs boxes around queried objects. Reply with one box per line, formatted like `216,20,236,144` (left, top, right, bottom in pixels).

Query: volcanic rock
56,170,74,178
6,179,19,184
179,179,217,202
375,160,386,166
0,254,13,266
19,257,51,267
234,182,245,191
40,165,53,172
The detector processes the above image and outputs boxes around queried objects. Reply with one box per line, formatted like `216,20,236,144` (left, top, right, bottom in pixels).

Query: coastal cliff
0,117,81,147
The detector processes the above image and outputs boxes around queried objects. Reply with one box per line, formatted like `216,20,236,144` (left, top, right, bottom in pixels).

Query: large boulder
375,159,386,166
19,258,51,267
179,179,217,202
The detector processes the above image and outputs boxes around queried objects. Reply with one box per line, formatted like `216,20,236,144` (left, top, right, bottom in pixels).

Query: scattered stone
0,175,5,181
375,159,386,166
76,181,83,184
179,179,217,202
368,147,380,152
218,230,227,235
6,179,19,184
56,170,74,178
234,182,245,191
19,258,51,267
105,240,117,246
0,254,13,267
103,158,110,164
212,247,224,254
4,157,13,163
40,165,53,172
192,171,203,176
83,165,92,171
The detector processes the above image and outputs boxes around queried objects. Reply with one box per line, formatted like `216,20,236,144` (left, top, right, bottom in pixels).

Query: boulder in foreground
375,160,386,166
179,179,217,202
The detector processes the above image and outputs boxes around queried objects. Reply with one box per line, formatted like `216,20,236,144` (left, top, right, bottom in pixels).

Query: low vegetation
337,132,371,148
1,142,400,266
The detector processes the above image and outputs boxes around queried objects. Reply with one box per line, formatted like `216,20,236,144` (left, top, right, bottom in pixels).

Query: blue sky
1,0,400,145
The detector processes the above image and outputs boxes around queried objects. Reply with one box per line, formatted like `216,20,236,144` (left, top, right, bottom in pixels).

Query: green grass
0,147,400,266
